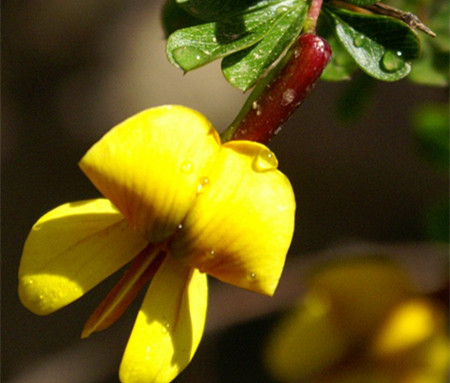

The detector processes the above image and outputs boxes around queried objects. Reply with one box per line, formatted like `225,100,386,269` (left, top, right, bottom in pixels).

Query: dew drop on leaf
353,35,365,47
172,46,210,70
381,50,405,72
276,5,289,15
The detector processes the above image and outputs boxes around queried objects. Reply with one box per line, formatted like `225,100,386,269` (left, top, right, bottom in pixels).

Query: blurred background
2,1,448,382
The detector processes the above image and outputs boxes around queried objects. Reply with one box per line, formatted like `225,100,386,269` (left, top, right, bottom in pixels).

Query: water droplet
207,250,216,258
253,148,278,172
281,89,296,106
172,47,209,70
161,322,170,333
353,35,365,47
276,5,289,14
381,50,405,72
177,223,183,230
197,176,210,193
181,161,194,174
247,272,257,281
252,100,262,116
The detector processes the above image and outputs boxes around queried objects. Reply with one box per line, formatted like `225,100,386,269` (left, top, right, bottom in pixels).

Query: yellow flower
18,105,296,383
265,257,449,383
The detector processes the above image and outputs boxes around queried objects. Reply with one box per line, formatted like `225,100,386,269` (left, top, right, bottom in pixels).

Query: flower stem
304,0,324,33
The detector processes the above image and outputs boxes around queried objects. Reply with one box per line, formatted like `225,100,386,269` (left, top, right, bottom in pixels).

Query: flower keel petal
119,255,208,383
19,199,148,315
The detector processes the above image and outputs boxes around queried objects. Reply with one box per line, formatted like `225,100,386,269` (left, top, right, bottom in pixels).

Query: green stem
304,0,324,33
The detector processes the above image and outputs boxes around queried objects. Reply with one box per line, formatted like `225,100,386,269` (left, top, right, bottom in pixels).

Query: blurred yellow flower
265,257,449,383
18,105,296,383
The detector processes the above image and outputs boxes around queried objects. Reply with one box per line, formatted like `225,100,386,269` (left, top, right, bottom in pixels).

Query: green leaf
409,41,449,86
162,0,203,37
166,0,300,72
317,16,357,81
337,0,379,6
324,6,421,81
412,103,449,170
409,0,449,86
222,4,307,91
177,0,269,21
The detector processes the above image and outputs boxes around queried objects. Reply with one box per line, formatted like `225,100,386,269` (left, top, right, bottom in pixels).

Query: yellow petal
170,141,296,296
80,105,221,243
18,199,148,315
265,292,349,382
119,255,207,383
371,299,441,357
308,258,415,340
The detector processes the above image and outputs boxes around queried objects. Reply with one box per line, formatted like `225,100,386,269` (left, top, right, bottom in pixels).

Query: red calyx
231,34,332,143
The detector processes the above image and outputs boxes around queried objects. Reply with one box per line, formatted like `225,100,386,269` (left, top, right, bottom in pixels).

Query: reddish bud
232,34,332,143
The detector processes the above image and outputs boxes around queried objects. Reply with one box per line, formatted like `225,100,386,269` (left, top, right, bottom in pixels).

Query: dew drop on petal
207,250,216,258
253,147,278,172
197,176,210,193
247,272,257,281
381,50,405,72
181,161,194,174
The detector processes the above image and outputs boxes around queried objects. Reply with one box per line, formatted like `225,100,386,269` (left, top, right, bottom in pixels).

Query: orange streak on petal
81,243,167,338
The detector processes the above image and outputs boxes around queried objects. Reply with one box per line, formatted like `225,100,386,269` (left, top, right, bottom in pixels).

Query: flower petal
18,199,148,315
307,258,415,340
170,141,296,296
265,293,349,382
80,105,221,243
119,255,207,383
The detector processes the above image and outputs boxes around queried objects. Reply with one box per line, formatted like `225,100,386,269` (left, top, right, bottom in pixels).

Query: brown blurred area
2,1,448,382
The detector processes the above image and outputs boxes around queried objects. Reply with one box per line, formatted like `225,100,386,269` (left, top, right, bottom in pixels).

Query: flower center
82,242,167,338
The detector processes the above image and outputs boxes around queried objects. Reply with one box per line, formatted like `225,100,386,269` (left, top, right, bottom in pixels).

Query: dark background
2,1,448,382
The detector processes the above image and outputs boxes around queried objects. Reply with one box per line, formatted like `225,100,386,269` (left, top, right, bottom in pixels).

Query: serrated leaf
324,6,421,81
222,4,307,91
166,0,298,71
